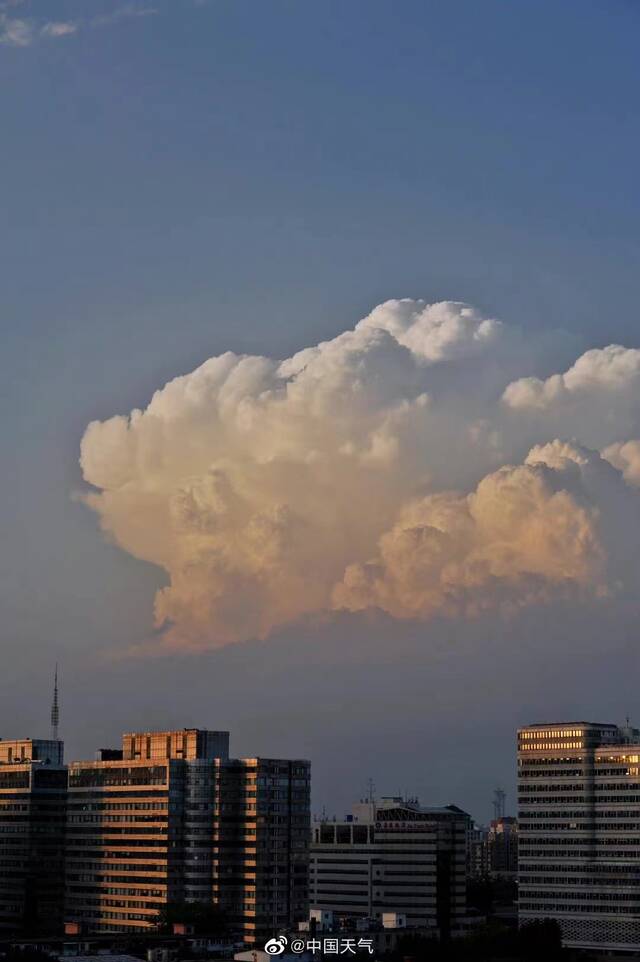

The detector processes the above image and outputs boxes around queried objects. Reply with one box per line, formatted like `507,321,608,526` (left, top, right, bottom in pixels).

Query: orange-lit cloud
80,299,640,650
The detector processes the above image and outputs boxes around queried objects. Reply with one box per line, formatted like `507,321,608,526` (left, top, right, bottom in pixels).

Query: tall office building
0,738,67,933
518,720,640,953
310,796,469,938
65,729,310,942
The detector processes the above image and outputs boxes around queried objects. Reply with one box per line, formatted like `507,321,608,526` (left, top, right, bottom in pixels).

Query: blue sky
1,0,640,820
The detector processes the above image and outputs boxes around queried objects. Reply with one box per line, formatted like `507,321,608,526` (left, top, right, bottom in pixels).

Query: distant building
488,817,518,878
466,823,489,878
0,738,66,933
518,720,640,953
310,796,469,938
65,728,309,943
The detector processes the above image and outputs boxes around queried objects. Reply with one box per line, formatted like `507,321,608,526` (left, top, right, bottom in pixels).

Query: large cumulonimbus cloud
79,299,640,650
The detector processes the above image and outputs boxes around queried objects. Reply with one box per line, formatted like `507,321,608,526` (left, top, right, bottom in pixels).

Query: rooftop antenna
493,787,506,821
367,777,376,808
50,664,60,742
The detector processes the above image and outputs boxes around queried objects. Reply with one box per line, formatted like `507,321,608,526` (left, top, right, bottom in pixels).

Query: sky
1,0,640,823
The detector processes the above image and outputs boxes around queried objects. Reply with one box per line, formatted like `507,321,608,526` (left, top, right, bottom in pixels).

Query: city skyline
3,0,640,825
0,684,518,828
0,716,511,828
10,713,640,953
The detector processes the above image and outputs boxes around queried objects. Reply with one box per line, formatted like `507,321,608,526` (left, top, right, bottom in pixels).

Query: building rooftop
0,737,64,765
521,721,619,729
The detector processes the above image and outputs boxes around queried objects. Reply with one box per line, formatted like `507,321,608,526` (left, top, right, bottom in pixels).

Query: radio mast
51,664,60,741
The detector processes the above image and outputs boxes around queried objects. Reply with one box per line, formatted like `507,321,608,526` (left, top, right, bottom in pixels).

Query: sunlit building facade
65,729,309,942
0,738,66,933
518,720,640,953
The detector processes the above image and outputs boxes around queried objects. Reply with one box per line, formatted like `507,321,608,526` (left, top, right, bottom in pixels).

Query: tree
155,900,227,936
1,950,55,962
466,875,495,916
517,919,563,961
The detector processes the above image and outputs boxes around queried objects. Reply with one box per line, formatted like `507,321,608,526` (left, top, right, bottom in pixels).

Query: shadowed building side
0,738,66,934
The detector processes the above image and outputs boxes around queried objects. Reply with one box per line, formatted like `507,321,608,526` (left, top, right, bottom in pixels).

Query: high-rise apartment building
65,729,310,942
212,757,310,940
0,738,66,933
518,720,640,953
310,797,469,938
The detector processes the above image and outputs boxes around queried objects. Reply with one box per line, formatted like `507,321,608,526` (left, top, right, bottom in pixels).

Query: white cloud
355,299,502,364
501,345,640,452
41,21,78,38
602,439,640,487
0,2,158,48
91,5,158,28
503,344,640,410
80,298,640,651
0,15,33,46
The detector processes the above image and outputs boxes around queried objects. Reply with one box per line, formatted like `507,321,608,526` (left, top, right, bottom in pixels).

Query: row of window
521,822,640,831
520,808,640,817
520,876,640,887
523,890,640,902
521,864,640,875
520,743,584,751
523,836,640,846
520,729,585,738
520,903,640,915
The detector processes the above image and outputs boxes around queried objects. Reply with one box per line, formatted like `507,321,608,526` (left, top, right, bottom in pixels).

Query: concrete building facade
518,720,640,953
310,797,469,938
466,823,489,879
64,729,310,942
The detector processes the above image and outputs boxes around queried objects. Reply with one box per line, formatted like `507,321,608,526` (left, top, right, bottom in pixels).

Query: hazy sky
2,0,640,823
